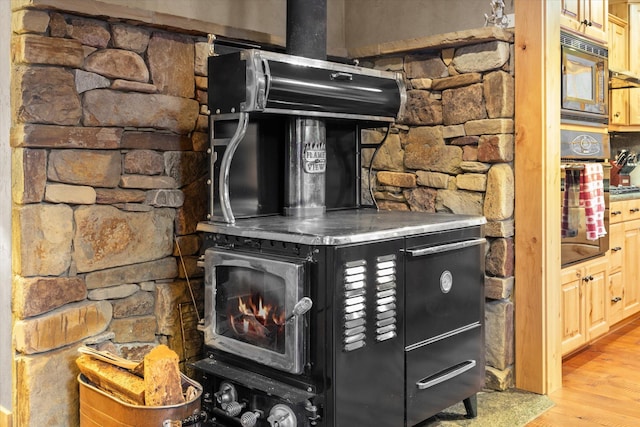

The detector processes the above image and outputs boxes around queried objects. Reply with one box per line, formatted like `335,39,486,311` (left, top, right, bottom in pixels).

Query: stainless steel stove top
197,209,486,245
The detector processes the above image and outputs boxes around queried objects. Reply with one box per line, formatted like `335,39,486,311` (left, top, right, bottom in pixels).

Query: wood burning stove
193,22,486,425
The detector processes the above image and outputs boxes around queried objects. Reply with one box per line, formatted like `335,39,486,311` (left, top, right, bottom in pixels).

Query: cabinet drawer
406,324,484,426
610,201,624,224
623,199,640,222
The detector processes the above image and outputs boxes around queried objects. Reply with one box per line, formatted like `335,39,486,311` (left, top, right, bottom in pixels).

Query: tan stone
442,124,465,139
415,171,450,188
456,173,487,191
121,131,193,151
377,171,416,188
192,131,209,152
124,149,164,175
173,234,201,256
73,206,175,273
69,17,110,48
485,276,514,300
13,276,86,319
377,200,410,211
374,191,406,202
195,76,208,90
484,164,514,221
485,219,515,238
14,343,83,427
431,72,482,91
12,35,83,67
13,66,82,125
48,149,121,187
14,300,112,354
410,78,432,90
465,118,514,135
164,151,208,187
194,41,210,76
178,256,203,279
462,145,478,161
442,83,487,125
175,176,208,235
12,148,46,204
404,187,437,212
111,79,157,93
442,48,455,66
460,161,491,173
13,204,73,277
478,134,514,163
112,291,155,318
373,55,404,71
95,188,146,204
484,70,515,118
436,189,484,215
452,41,510,73
405,54,448,79
399,90,443,126
450,135,480,146
84,49,149,82
85,257,178,289
405,144,463,174
12,10,50,34
45,183,97,204
148,32,194,97
404,126,444,147
486,238,515,277
120,174,178,189
485,299,514,370
485,365,514,391
144,345,184,406
48,12,68,38
82,89,199,134
11,123,122,149
117,203,153,212
88,284,140,301
111,23,150,54
108,315,157,343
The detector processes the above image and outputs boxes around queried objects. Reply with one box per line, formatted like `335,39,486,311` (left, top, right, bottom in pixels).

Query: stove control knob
240,410,262,427
267,404,297,427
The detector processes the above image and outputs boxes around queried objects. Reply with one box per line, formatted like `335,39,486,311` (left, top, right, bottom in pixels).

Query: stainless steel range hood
610,68,640,89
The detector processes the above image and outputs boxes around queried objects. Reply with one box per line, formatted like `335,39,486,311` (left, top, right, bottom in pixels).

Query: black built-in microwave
561,31,608,125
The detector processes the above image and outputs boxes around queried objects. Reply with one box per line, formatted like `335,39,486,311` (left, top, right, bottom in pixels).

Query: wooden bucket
78,374,202,427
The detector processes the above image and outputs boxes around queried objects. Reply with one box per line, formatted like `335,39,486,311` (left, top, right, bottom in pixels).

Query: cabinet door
609,222,624,272
584,0,607,41
629,5,640,125
623,220,640,318
609,16,629,126
609,270,624,325
585,259,609,340
561,267,586,355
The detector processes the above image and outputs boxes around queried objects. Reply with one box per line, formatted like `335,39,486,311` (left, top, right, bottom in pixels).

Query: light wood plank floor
527,317,640,426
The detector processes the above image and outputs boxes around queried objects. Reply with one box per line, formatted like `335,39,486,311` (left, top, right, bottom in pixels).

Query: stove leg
463,394,477,419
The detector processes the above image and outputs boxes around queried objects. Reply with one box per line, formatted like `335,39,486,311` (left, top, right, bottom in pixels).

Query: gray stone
84,49,149,82
85,257,178,289
373,56,404,71
112,291,155,318
442,83,487,125
400,90,443,126
116,203,154,212
88,284,140,300
120,174,178,189
484,164,514,221
14,204,73,277
82,89,199,134
485,276,514,300
456,173,487,191
73,206,175,273
148,32,194,97
45,183,97,204
175,176,208,235
452,41,511,73
13,276,86,319
108,316,157,343
14,300,112,354
164,151,208,187
12,148,46,204
415,171,450,188
436,189,484,215
111,23,150,53
47,149,121,187
13,66,81,125
69,17,110,48
485,299,514,370
145,189,185,207
404,187,437,212
124,149,164,175
74,69,110,94
111,79,157,93
11,10,50,34
405,54,448,79
13,124,122,149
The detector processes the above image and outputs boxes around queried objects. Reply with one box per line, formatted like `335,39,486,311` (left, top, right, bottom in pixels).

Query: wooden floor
527,317,640,426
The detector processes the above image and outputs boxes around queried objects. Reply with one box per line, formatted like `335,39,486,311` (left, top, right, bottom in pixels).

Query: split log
143,344,185,406
76,354,145,405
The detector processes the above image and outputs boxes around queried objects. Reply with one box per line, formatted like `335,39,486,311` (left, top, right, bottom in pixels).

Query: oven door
201,248,307,374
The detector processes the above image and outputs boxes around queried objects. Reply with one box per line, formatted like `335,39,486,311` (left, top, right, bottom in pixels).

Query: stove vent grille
375,255,397,342
342,260,367,351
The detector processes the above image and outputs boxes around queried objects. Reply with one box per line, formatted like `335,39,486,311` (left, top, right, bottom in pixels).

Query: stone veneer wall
10,8,210,426
361,38,515,391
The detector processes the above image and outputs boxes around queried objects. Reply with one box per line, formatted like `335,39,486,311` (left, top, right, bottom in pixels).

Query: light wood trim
514,0,562,394
0,407,12,427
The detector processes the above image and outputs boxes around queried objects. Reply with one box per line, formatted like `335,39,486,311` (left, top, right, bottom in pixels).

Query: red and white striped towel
579,163,606,241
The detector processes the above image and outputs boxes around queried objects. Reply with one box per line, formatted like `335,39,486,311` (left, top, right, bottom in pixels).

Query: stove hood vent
208,49,406,122
610,68,640,90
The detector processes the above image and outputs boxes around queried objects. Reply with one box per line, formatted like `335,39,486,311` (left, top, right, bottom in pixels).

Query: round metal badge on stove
440,270,453,293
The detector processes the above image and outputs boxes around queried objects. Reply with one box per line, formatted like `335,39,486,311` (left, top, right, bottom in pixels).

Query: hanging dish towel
561,168,580,238
580,163,606,240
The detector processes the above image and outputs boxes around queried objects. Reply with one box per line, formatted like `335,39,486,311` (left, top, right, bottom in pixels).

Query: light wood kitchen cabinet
561,257,609,355
561,0,608,42
608,14,629,125
623,219,640,316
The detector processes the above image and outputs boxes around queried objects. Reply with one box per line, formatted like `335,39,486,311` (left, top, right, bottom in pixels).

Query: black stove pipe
286,0,327,59
284,0,329,217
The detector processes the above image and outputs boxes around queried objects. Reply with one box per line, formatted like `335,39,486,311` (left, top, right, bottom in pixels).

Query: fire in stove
229,293,286,351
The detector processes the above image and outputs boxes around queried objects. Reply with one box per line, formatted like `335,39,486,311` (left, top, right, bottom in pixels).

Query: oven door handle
403,238,486,257
416,359,477,390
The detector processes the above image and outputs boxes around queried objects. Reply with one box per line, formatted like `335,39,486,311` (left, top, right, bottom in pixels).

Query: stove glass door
202,248,307,374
